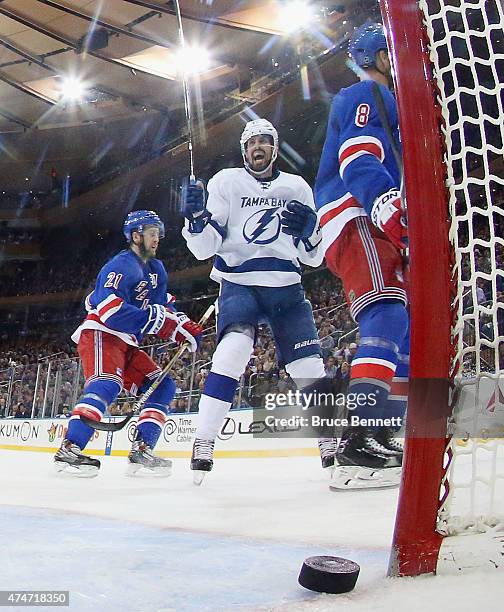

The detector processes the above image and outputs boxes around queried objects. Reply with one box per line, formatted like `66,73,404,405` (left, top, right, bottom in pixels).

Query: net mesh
418,0,504,536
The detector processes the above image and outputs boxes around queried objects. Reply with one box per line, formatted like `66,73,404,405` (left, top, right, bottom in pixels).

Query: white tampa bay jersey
182,168,323,287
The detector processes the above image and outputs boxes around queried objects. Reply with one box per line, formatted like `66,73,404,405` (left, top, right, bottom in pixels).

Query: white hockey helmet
240,118,278,175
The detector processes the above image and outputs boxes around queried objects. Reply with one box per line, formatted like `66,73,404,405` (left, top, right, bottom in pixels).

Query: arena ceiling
0,0,345,127
0,0,371,220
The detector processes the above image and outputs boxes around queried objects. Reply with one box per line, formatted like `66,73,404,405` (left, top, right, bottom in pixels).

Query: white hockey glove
142,304,167,335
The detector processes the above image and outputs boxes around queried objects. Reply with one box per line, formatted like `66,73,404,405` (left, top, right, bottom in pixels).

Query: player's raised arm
180,177,228,260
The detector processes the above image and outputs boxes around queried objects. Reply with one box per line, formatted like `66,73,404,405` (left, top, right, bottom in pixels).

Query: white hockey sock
195,394,232,441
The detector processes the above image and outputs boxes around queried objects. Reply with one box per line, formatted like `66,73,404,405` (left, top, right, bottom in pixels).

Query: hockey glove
371,189,408,250
157,311,203,352
180,180,211,234
280,200,318,239
142,304,167,335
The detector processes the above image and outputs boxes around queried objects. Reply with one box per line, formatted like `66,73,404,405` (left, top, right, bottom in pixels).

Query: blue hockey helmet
123,210,165,242
348,23,388,68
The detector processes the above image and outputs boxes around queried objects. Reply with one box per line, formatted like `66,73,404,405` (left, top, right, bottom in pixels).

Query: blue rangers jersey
71,250,172,347
182,168,323,287
314,80,401,253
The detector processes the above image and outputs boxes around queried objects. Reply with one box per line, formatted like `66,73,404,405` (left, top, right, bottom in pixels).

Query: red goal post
379,0,504,576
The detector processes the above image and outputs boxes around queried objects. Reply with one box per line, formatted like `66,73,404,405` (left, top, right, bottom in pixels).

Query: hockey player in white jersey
181,118,336,484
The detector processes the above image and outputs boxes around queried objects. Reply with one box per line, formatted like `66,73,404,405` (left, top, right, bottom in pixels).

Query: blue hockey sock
136,376,175,448
348,379,390,427
196,372,239,441
67,380,120,449
67,392,109,449
136,407,165,448
348,301,409,428
382,343,409,430
65,416,95,451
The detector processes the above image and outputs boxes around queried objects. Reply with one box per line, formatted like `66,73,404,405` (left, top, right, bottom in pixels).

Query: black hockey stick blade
81,411,134,432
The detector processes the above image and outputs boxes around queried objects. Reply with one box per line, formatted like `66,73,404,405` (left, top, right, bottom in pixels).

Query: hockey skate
373,426,404,456
126,439,172,477
191,438,215,486
330,427,402,491
54,439,100,477
317,437,338,475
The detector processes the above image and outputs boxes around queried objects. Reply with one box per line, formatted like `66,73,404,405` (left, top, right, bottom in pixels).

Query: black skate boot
330,427,402,491
191,438,215,486
317,437,338,472
127,439,172,477
54,439,100,477
373,426,404,458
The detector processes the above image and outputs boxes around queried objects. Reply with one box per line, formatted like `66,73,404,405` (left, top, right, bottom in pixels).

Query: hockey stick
371,82,404,180
371,82,409,265
80,302,216,432
173,0,196,181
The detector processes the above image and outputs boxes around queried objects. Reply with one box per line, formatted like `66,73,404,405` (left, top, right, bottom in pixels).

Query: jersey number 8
355,103,370,127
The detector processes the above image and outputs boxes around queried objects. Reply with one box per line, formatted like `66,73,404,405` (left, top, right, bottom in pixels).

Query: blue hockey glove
180,180,210,234
280,200,318,239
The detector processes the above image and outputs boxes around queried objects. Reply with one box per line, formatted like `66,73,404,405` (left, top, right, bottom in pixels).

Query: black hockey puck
298,556,360,594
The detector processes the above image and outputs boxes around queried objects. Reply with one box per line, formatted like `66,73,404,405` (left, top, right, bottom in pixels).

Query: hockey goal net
380,0,504,575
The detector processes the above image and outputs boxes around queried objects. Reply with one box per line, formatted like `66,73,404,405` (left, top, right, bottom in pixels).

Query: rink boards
0,409,319,458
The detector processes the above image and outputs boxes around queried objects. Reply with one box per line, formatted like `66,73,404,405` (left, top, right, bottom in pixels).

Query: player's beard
139,239,156,260
250,151,273,174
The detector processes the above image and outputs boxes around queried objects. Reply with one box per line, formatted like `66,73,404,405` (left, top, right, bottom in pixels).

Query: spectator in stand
476,279,487,305
346,342,359,364
57,404,71,418
277,369,295,394
262,349,277,376
324,356,338,379
14,402,30,418
319,327,335,360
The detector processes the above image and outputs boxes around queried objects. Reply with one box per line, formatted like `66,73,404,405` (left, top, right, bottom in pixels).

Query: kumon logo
0,421,39,442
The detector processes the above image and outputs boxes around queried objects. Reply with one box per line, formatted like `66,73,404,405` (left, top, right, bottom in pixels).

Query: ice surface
0,451,502,611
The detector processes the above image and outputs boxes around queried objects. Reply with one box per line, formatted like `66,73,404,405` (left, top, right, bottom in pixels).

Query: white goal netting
418,0,504,536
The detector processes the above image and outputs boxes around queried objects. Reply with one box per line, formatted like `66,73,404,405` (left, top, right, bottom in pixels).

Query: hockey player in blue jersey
181,118,337,484
314,23,409,489
54,210,203,477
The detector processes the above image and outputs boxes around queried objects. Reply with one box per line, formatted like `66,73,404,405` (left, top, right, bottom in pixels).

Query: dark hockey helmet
123,210,165,242
348,22,388,68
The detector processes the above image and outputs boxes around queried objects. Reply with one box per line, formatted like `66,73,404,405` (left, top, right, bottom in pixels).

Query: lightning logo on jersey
243,208,281,245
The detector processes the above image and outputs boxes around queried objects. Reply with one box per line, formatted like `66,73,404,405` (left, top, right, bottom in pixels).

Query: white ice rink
1,450,503,612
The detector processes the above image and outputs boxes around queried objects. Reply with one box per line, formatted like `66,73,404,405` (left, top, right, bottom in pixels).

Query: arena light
281,1,316,34
59,76,88,102
175,45,211,75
